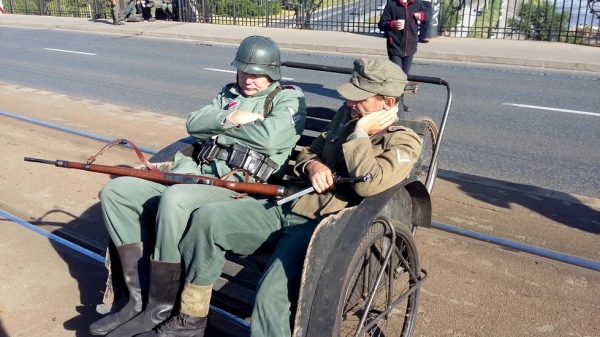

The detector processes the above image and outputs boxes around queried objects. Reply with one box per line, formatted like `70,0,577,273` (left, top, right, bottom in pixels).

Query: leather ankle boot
90,242,150,335
136,314,207,337
107,259,182,337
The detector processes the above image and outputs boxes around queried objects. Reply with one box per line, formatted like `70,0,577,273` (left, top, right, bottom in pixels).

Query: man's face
237,71,273,96
346,95,386,119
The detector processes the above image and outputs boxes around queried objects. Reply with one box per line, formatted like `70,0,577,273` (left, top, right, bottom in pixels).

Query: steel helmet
231,36,282,81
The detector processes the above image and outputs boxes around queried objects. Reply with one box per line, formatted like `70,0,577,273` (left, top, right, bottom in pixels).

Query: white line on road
503,103,600,117
204,68,294,81
43,48,96,56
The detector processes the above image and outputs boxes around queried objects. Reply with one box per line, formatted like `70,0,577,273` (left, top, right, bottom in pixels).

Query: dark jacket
378,0,427,57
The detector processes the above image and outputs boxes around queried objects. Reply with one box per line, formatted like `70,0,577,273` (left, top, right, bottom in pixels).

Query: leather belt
214,148,231,162
197,138,278,182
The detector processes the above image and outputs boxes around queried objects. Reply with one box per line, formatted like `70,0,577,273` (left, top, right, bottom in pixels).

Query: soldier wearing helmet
91,36,306,337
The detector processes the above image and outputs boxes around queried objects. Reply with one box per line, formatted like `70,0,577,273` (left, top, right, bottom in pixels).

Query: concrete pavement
1,14,599,72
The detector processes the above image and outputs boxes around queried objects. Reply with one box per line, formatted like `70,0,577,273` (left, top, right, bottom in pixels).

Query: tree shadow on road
0,321,8,337
438,168,600,235
36,202,111,337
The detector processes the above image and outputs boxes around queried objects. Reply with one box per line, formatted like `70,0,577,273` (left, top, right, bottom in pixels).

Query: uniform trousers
123,0,139,17
101,176,245,263
151,0,173,18
180,199,318,337
101,176,318,337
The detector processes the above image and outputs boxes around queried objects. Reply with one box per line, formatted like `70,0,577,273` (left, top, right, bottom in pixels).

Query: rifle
23,157,287,197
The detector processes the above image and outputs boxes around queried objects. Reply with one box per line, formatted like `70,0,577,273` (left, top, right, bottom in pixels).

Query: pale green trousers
100,176,318,337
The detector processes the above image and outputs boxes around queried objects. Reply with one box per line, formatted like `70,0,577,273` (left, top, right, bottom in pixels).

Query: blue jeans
420,1,432,40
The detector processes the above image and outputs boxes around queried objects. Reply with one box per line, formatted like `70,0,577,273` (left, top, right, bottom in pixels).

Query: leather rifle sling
86,139,161,172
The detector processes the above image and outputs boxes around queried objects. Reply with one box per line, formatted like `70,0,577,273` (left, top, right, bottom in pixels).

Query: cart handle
281,61,443,85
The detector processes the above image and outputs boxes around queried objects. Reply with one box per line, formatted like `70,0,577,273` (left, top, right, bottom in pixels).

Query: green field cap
337,58,407,101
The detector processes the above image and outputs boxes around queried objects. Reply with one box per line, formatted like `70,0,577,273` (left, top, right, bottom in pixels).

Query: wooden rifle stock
24,157,287,197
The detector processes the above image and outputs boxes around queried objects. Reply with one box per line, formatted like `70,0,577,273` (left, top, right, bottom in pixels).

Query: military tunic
171,82,305,180
101,82,306,263
292,105,423,219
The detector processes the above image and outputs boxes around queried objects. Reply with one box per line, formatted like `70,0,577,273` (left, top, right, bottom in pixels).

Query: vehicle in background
350,6,363,15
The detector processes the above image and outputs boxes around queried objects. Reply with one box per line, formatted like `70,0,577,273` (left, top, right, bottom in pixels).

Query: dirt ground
0,83,598,337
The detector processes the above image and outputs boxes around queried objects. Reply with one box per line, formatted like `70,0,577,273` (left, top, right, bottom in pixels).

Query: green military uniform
93,36,304,337
102,81,306,262
179,71,422,337
122,0,137,18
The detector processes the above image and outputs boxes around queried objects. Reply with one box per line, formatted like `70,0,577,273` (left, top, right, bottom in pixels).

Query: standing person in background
378,0,427,117
109,0,124,25
419,0,431,43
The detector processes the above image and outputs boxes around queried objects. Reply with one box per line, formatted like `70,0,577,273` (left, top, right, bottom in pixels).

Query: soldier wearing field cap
170,57,423,337
290,57,423,219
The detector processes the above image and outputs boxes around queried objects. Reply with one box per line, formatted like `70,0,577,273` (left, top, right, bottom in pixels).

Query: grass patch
470,0,502,38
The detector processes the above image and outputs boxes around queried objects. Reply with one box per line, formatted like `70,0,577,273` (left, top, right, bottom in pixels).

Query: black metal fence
438,0,599,44
3,0,111,18
176,0,392,32
3,0,599,44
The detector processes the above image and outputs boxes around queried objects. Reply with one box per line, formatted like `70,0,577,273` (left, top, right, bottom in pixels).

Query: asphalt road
0,26,599,199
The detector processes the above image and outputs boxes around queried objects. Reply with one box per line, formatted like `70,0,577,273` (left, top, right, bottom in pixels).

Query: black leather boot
107,259,182,337
90,242,150,336
135,314,207,337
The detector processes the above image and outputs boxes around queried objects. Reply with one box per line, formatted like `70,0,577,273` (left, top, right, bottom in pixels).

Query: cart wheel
339,220,420,337
414,116,439,183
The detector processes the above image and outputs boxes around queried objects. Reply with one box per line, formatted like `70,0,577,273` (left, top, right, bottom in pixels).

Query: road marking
503,103,600,117
204,68,294,81
43,48,96,56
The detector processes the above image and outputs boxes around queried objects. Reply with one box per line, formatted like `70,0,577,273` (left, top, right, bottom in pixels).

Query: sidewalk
1,14,599,72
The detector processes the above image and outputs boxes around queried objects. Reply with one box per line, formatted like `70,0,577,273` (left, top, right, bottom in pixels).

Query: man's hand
354,106,399,135
230,111,265,125
305,160,336,193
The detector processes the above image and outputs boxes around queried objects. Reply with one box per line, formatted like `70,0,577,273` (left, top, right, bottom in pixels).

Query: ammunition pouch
197,138,278,182
197,137,220,163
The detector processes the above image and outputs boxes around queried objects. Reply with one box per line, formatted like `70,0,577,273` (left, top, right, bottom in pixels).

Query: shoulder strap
370,129,390,142
262,85,285,118
370,124,412,142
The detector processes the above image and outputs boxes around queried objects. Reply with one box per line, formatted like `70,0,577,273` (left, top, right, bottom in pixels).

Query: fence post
265,0,269,27
429,0,440,38
233,0,236,25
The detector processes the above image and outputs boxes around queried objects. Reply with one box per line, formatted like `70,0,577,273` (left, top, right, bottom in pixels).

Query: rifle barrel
24,157,57,165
